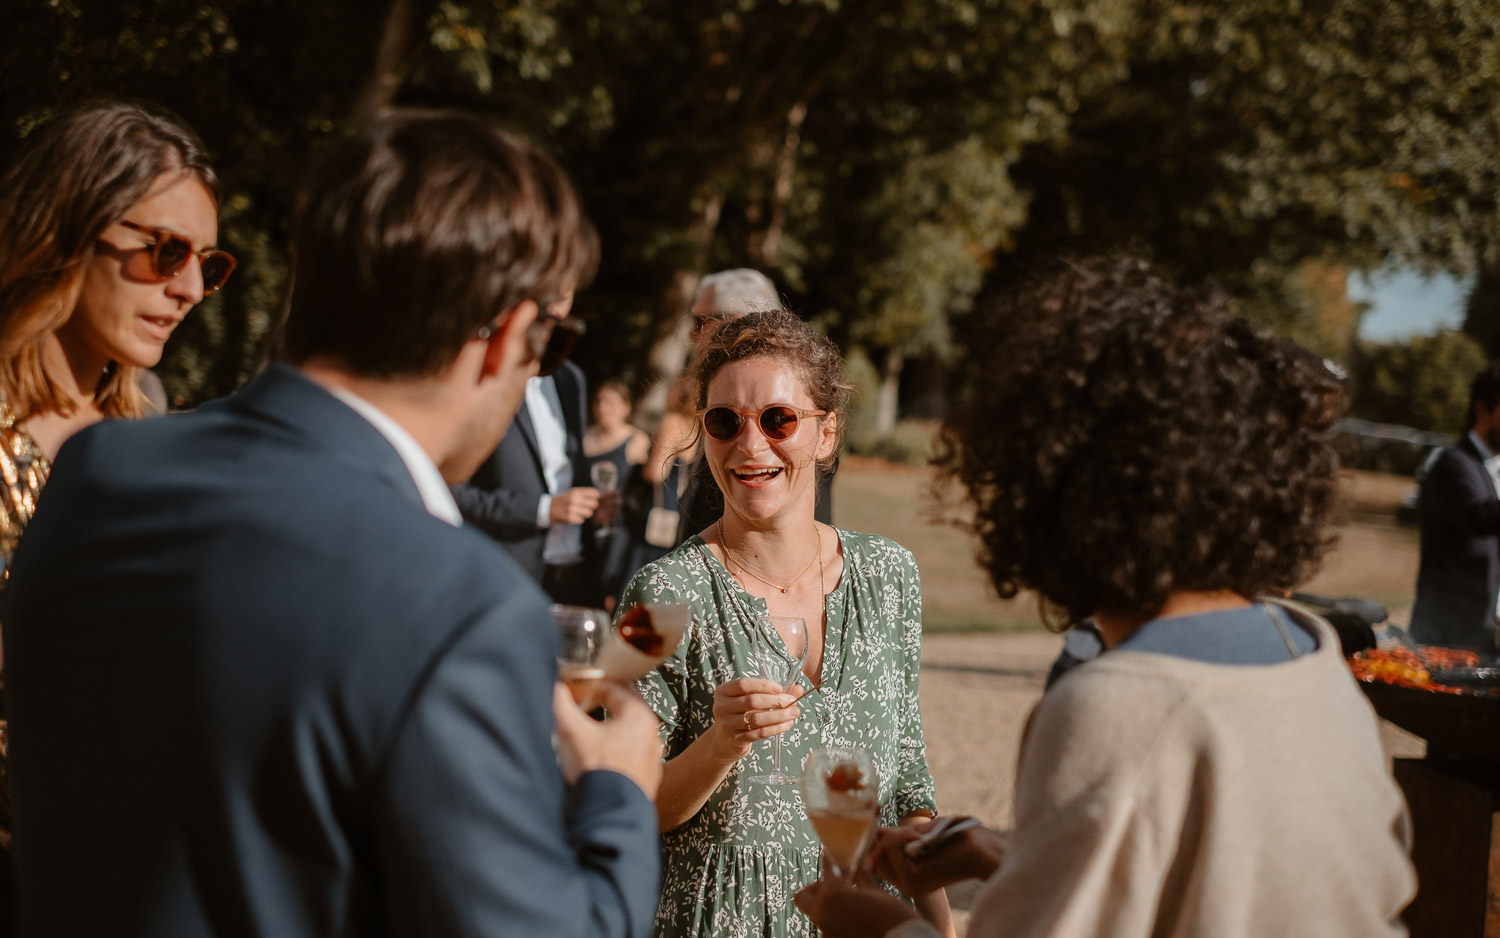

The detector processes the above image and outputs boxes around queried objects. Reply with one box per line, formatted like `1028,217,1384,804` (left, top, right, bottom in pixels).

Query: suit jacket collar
1457,433,1500,499
514,364,585,478
226,363,427,512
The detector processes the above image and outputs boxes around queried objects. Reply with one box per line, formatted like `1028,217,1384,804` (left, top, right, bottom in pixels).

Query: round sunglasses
118,220,237,295
698,404,827,442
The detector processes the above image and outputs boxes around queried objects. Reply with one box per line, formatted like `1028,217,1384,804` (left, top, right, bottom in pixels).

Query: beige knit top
896,609,1414,938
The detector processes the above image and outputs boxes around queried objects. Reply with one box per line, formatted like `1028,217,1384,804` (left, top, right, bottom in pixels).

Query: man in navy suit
1410,361,1500,649
4,111,662,936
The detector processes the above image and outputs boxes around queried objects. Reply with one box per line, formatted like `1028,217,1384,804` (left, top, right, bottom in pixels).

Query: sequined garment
0,398,46,849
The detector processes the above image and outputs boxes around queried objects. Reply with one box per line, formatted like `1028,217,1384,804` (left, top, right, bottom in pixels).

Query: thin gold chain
718,520,821,595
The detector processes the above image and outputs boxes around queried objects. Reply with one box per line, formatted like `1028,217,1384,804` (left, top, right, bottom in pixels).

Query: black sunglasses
118,220,236,294
698,404,827,442
477,309,586,378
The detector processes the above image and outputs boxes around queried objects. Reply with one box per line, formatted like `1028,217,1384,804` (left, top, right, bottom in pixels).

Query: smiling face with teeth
704,355,839,527
59,171,220,378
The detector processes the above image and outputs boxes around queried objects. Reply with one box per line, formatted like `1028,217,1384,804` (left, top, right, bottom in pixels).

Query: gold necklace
718,520,822,594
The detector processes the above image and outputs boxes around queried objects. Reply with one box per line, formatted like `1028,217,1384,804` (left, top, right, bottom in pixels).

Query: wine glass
590,461,620,535
746,615,808,785
552,605,609,709
801,745,880,881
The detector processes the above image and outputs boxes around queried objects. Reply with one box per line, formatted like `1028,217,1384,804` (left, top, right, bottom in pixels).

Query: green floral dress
623,529,937,938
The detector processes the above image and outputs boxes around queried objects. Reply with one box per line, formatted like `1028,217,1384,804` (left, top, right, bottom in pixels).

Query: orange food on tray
1421,646,1480,670
1347,647,1465,694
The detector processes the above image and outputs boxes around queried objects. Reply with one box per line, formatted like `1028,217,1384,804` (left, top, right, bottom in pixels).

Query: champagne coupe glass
801,745,880,881
746,615,808,785
590,461,620,535
552,605,609,709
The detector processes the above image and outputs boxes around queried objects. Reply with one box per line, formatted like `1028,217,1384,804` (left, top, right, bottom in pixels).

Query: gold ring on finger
743,712,751,731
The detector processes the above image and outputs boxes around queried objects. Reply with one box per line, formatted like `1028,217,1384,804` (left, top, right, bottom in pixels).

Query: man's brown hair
278,110,598,379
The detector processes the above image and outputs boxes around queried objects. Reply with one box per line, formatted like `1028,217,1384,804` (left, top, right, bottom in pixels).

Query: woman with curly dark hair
797,255,1415,938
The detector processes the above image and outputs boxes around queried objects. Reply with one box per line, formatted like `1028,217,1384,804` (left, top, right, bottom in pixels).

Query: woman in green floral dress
622,310,951,938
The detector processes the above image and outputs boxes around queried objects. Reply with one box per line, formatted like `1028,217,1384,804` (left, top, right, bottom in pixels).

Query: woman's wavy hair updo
689,308,852,473
935,254,1346,630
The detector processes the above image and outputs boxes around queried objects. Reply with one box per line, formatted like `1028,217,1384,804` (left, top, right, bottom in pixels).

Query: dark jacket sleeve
374,600,660,936
1423,448,1500,537
451,479,545,541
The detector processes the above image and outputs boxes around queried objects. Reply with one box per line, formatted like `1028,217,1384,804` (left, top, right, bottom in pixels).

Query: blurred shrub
860,420,939,468
1349,330,1487,435
843,348,882,454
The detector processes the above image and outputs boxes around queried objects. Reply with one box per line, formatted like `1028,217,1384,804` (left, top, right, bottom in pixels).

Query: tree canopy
4,0,1495,422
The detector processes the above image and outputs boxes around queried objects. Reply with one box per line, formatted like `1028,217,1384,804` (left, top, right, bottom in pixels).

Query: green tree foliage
1351,330,1488,434
1463,266,1500,359
2,0,409,405
988,0,1500,301
4,0,1495,415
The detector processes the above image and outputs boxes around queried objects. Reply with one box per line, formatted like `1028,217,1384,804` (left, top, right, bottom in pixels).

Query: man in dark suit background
1410,360,1500,649
453,344,613,605
5,111,661,936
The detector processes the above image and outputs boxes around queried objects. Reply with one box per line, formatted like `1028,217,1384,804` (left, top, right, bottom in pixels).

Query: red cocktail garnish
617,604,665,656
827,763,865,792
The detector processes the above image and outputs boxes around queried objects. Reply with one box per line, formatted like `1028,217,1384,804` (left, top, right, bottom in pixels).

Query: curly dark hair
688,308,852,473
935,255,1346,629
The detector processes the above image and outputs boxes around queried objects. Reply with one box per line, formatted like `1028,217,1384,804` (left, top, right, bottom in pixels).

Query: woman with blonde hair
0,98,233,569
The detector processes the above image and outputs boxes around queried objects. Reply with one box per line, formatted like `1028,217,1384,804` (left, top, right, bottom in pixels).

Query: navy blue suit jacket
1410,435,1500,648
452,362,588,582
4,365,658,936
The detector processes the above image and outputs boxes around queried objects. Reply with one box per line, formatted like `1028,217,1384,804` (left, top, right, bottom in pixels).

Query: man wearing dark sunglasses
5,110,660,937
452,293,619,603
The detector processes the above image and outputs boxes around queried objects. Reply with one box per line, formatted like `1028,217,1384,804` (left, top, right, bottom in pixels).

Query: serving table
1361,681,1500,937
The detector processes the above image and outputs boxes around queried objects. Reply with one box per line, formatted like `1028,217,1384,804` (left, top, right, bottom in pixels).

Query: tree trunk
635,189,727,429
876,348,903,435
749,99,808,268
351,0,423,124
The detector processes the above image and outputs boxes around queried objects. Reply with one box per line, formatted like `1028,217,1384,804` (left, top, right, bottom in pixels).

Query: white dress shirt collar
1469,430,1500,476
326,386,462,527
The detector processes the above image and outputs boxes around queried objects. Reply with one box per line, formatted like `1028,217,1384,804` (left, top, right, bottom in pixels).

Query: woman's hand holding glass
708,677,804,760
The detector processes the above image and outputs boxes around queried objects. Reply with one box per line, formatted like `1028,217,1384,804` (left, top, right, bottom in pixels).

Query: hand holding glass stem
746,615,807,785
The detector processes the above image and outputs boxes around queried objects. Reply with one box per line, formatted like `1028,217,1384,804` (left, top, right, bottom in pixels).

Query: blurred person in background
671,268,837,543
632,380,698,575
583,379,650,609
1408,360,1500,650
796,254,1414,938
624,309,950,938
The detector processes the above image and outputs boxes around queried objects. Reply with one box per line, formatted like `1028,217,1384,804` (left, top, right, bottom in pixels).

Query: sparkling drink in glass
802,745,880,881
552,604,609,708
590,461,620,535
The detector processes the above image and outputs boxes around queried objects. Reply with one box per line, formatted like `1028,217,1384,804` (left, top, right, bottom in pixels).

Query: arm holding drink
654,676,805,831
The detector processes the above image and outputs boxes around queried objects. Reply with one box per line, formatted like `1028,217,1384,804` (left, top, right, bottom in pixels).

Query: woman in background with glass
584,380,651,609
620,309,950,938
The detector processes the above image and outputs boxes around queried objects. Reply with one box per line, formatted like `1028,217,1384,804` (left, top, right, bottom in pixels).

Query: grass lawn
833,459,1422,633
